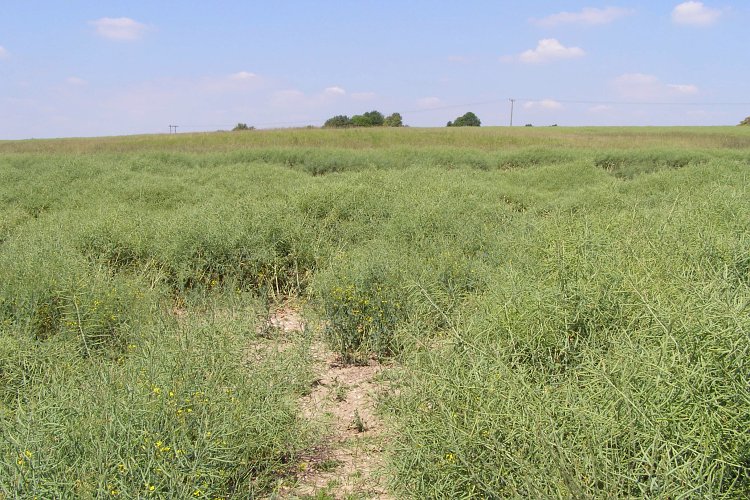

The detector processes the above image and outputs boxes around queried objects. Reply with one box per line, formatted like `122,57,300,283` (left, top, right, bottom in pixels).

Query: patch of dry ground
262,305,393,499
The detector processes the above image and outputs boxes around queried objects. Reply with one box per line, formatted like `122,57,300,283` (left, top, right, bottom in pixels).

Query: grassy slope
1,127,749,498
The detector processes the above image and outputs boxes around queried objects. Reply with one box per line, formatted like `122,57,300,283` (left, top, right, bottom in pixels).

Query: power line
515,98,750,106
161,96,750,133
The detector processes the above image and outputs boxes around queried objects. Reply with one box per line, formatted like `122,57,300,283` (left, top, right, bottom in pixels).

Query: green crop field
1,126,749,498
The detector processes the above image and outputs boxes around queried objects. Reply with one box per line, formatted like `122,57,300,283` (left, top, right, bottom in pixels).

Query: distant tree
740,116,750,126
384,112,404,127
363,110,385,126
447,112,481,127
232,123,254,131
351,110,385,127
325,110,398,128
324,115,352,128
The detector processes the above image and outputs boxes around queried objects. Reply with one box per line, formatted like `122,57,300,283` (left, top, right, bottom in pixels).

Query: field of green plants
1,126,749,498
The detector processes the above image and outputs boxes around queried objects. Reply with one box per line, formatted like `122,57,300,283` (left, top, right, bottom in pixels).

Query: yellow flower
24,450,32,459
149,485,155,492
152,386,161,395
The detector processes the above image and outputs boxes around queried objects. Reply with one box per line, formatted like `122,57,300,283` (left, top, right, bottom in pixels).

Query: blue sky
1,1,749,138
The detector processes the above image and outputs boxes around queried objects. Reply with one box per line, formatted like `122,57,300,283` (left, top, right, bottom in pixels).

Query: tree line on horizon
324,111,403,128
231,112,747,132
322,110,482,128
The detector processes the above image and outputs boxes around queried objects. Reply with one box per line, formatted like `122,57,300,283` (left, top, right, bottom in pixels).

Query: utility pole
509,99,515,127
169,125,179,134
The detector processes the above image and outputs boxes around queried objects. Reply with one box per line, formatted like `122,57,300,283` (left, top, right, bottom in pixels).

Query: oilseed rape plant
1,126,749,497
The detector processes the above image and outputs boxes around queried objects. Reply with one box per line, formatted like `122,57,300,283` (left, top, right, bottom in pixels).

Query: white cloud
90,17,148,41
229,71,258,81
66,77,88,86
518,39,585,64
523,99,563,110
613,73,699,99
589,104,614,113
671,1,721,26
417,97,443,109
667,83,699,94
0,46,8,59
324,86,346,96
534,7,633,26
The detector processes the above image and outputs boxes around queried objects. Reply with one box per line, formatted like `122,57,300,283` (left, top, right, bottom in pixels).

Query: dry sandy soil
262,304,394,499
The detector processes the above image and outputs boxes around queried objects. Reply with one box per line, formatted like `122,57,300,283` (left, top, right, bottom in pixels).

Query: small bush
232,123,254,131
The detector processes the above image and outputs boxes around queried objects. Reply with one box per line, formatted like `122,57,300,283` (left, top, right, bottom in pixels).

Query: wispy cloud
613,73,699,99
229,71,258,81
90,17,149,41
523,99,563,110
534,7,633,26
589,104,614,113
517,39,585,64
324,86,346,96
667,83,699,94
671,1,721,26
65,77,88,86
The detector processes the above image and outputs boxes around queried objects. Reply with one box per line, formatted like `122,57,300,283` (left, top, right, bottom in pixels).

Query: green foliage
1,127,749,497
325,110,398,128
384,112,404,127
232,123,254,131
319,270,404,364
1,304,313,497
323,115,351,128
447,112,481,127
350,110,385,127
740,116,750,126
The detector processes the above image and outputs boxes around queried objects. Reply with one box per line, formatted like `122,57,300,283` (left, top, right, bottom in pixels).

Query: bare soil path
265,304,393,499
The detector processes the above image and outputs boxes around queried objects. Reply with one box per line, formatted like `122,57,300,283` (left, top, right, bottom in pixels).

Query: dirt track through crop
266,306,392,499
